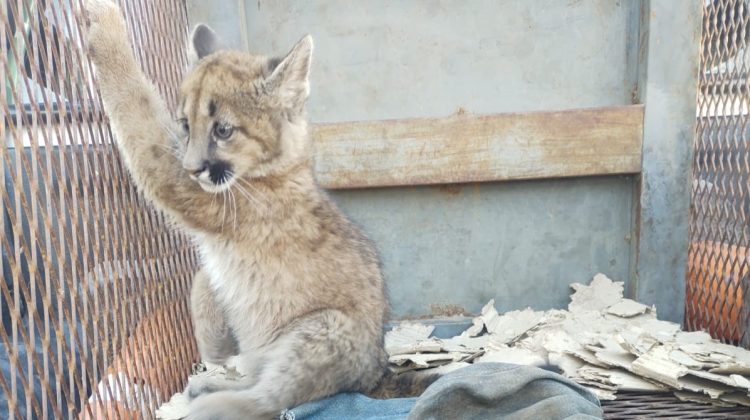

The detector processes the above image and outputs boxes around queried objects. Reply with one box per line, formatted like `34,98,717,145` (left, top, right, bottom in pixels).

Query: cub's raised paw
83,0,123,25
83,0,129,63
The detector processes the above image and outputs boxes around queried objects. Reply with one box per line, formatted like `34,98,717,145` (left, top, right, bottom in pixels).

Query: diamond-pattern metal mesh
0,1,199,419
688,0,750,349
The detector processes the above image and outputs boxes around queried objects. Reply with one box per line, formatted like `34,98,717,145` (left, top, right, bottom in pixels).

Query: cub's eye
177,118,189,133
213,123,234,140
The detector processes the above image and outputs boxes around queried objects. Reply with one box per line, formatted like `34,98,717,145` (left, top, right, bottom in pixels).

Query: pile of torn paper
385,274,750,408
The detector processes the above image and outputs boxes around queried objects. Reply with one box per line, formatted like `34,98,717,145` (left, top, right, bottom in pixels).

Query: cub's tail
366,370,440,399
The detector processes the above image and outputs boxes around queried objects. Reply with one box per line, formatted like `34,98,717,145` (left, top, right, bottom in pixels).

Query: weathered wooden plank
312,105,644,189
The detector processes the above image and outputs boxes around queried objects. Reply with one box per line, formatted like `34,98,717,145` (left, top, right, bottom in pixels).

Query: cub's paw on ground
186,392,252,420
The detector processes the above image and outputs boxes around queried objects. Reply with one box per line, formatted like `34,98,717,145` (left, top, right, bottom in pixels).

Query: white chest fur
196,237,270,343
198,239,236,290
196,238,264,307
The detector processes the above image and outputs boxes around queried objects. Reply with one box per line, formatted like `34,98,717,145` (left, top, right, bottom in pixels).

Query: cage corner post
631,0,703,324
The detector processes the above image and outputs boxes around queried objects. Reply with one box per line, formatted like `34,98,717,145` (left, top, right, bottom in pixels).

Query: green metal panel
331,177,635,318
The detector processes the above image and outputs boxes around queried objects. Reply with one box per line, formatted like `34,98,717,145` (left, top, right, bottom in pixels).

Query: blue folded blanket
281,363,603,420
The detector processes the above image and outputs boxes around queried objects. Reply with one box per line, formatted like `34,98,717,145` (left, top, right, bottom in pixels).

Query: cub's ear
264,35,313,110
188,24,220,67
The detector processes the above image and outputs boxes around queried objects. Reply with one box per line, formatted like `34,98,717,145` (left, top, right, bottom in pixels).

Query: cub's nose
185,161,209,180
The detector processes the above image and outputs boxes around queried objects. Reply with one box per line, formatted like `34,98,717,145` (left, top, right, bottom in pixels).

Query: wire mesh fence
1,0,199,418
688,0,750,349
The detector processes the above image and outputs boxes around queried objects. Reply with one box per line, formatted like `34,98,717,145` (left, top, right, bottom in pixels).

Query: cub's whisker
226,171,264,211
233,183,261,212
234,176,266,207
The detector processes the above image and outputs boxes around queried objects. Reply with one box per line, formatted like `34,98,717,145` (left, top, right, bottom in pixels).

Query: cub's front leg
191,269,239,364
84,0,216,229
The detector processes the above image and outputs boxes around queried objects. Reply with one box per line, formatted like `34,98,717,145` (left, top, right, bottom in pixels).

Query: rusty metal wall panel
236,0,641,123
1,1,199,418
687,0,750,348
330,177,636,319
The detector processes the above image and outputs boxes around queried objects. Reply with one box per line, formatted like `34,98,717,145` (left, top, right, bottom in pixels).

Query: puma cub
84,0,433,418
